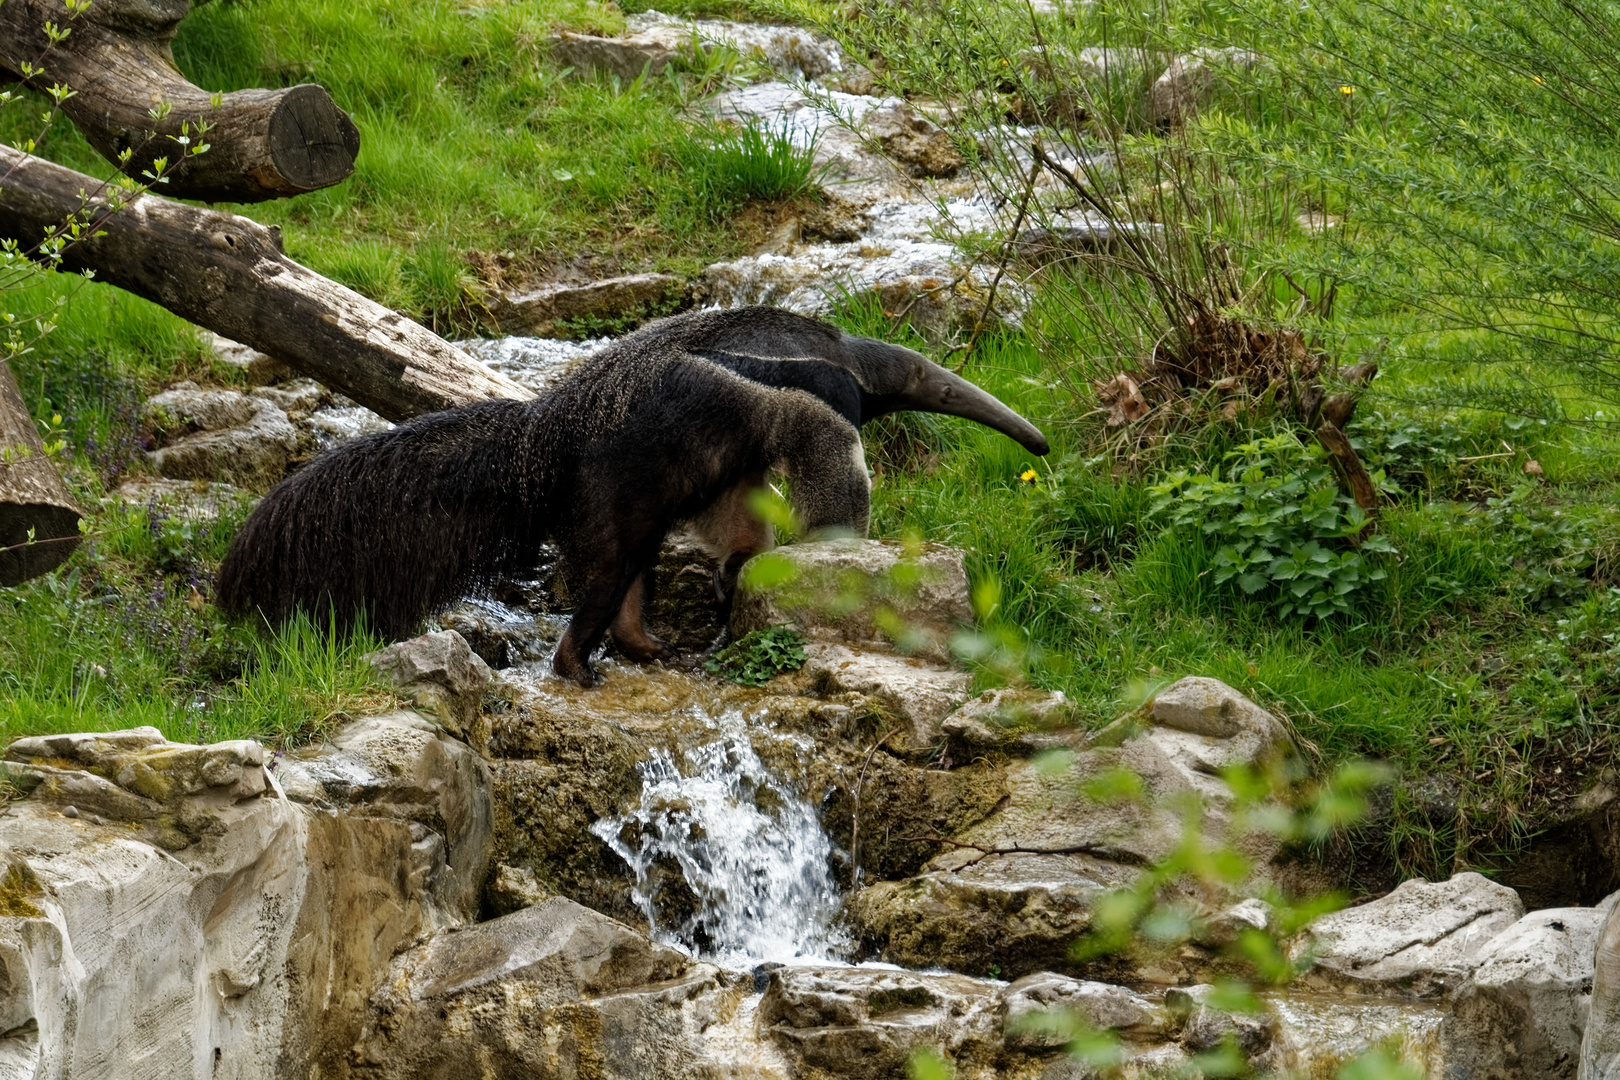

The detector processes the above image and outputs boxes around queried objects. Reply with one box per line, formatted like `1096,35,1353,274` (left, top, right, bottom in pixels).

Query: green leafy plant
703,623,808,685
1148,432,1396,618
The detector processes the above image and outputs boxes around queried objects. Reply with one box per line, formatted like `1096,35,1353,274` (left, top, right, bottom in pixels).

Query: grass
0,0,825,339
0,478,396,750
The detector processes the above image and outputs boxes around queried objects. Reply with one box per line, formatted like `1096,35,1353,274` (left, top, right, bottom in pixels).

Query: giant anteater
216,307,1047,686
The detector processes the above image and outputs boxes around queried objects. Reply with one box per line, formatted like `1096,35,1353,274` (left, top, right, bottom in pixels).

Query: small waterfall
592,714,848,969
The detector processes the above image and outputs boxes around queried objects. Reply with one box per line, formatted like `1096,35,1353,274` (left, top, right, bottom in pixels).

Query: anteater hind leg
610,569,674,663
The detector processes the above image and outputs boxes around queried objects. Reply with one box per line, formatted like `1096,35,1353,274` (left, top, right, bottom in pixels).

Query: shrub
1147,432,1395,618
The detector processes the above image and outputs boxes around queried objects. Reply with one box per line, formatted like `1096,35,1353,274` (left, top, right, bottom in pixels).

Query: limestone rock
209,332,291,384
760,966,1002,1076
365,629,491,745
353,897,721,1079
1167,984,1274,1057
273,711,492,923
1001,972,1168,1051
862,101,964,178
1439,901,1612,1080
733,539,973,664
553,12,844,84
1582,896,1620,1078
140,383,298,492
488,862,551,915
941,688,1078,756
800,644,971,753
1295,872,1526,998
487,272,684,337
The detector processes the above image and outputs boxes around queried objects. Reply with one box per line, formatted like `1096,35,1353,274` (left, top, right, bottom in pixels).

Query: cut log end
267,84,362,194
0,503,82,586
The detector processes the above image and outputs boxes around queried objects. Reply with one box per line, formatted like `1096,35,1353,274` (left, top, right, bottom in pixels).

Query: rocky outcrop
353,897,723,1079
140,383,299,492
852,676,1293,981
1293,872,1527,998
365,629,493,747
1439,901,1613,1080
0,714,491,1080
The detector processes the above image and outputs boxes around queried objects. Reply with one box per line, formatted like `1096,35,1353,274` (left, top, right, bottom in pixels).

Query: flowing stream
591,711,849,969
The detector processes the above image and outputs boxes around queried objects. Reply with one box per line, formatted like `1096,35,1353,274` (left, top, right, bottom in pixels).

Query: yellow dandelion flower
1339,85,1355,95
1532,75,1544,84
1019,468,1039,483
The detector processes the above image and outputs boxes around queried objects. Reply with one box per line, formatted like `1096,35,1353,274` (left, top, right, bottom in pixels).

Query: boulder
1583,897,1620,1079
1294,872,1526,998
1001,972,1168,1051
274,711,493,923
140,383,298,492
1,718,486,1080
733,539,974,664
1166,984,1274,1058
1439,902,1613,1080
862,101,964,178
352,897,725,1080
365,629,492,745
760,966,1002,1077
486,272,684,338
800,644,972,753
941,688,1078,757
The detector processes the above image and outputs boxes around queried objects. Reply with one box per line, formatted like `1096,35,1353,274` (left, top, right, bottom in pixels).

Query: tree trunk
0,361,82,585
0,145,533,420
0,0,359,202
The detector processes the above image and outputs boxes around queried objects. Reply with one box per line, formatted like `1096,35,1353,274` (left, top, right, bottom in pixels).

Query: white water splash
592,714,848,969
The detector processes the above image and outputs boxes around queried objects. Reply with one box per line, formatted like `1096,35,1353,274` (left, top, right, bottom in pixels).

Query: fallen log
0,0,359,202
0,360,82,585
0,145,533,420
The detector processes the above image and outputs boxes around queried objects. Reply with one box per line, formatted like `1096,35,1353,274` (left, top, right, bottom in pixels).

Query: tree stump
0,361,82,585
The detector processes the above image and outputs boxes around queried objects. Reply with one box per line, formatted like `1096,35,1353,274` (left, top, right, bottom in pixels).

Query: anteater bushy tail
216,398,554,639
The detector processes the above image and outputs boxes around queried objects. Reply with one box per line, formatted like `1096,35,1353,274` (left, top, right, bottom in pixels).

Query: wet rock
1267,991,1444,1077
643,535,731,654
733,538,973,664
760,966,1002,1077
1001,972,1168,1051
365,629,492,745
140,382,298,492
862,101,964,178
1438,901,1613,1080
849,858,1125,980
1167,984,1273,1057
1148,48,1265,128
274,711,493,923
941,688,1078,756
1294,872,1526,998
487,272,684,337
248,377,328,416
354,897,719,1080
822,754,1006,880
801,644,972,753
487,862,551,915
553,11,845,84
